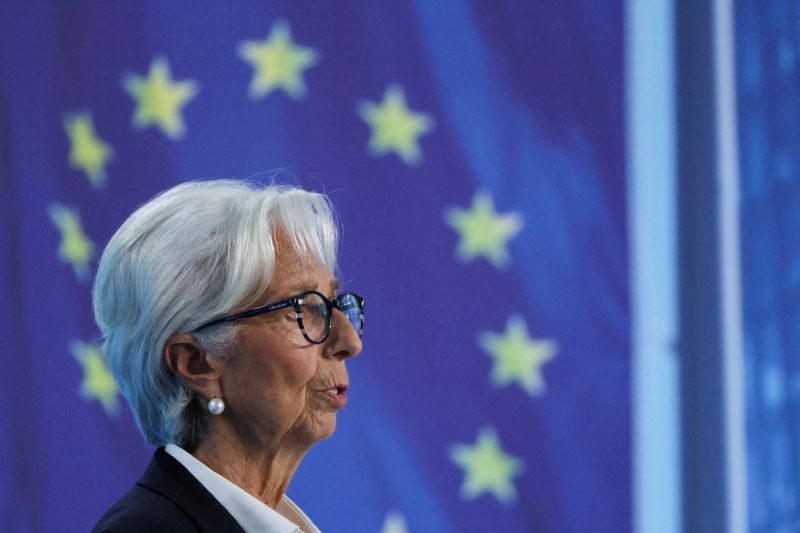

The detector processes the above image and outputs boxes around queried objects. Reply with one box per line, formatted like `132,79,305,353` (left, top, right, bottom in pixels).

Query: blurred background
0,1,796,532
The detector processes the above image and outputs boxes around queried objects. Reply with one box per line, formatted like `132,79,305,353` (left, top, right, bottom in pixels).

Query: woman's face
217,235,362,451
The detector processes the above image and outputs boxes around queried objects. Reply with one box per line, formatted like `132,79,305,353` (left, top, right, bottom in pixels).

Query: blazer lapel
137,448,246,533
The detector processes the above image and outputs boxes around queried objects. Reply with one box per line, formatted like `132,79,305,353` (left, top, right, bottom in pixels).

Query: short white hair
92,180,338,448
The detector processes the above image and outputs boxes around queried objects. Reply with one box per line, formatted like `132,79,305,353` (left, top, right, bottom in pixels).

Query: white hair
92,180,338,449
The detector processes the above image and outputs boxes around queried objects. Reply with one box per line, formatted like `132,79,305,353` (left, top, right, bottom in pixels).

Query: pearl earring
208,397,225,415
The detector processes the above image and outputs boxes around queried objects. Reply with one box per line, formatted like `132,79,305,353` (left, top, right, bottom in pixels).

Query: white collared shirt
165,444,321,533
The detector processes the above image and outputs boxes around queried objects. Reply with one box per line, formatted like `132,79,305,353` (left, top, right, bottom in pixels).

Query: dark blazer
91,447,245,533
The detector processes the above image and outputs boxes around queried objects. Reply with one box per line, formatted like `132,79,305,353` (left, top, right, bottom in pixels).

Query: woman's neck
191,428,309,507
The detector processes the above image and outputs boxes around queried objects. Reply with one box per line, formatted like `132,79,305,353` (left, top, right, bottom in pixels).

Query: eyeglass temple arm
195,299,295,331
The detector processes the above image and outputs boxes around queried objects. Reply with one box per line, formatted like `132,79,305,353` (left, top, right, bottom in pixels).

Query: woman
91,180,364,533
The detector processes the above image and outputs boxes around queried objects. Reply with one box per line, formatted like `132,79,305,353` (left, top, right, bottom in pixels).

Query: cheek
250,350,317,399
283,352,318,389
225,328,319,404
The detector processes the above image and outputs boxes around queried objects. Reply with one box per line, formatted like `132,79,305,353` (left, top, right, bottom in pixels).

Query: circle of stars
48,16,559,517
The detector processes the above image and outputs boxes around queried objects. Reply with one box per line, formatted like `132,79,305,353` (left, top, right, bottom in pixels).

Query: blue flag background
0,2,627,532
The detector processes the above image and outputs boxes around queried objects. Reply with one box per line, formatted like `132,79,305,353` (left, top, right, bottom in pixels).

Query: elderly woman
91,180,364,533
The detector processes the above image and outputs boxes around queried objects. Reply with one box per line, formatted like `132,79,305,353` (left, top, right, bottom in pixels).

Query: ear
163,334,221,400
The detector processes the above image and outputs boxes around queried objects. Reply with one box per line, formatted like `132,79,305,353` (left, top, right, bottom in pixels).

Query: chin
313,415,338,442
295,414,338,447
318,420,337,441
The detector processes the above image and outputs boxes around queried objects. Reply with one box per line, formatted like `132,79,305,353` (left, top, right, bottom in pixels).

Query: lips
320,384,348,407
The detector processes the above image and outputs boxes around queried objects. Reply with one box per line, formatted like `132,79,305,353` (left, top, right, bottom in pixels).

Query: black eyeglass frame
194,290,365,345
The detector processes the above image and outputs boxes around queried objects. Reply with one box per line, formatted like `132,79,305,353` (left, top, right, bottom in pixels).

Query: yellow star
70,340,119,416
449,426,525,505
357,85,434,166
122,56,199,139
478,314,558,396
380,511,409,533
444,190,523,268
238,21,319,100
48,203,95,281
63,111,113,187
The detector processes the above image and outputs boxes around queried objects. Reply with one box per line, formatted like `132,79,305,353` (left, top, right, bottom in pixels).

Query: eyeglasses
194,290,365,345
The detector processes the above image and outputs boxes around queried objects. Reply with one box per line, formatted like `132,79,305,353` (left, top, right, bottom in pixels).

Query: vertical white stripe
626,0,681,532
712,0,748,531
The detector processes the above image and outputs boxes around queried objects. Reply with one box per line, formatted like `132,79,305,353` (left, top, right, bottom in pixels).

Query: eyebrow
283,279,316,295
283,277,340,298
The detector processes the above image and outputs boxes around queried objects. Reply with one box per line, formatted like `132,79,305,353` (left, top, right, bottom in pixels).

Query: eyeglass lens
298,292,363,343
337,293,363,335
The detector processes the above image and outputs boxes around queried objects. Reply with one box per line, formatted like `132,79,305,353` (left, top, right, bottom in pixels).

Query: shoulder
91,484,199,533
91,448,244,533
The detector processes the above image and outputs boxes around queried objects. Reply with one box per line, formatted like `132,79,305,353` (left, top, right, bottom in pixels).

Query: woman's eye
303,303,326,319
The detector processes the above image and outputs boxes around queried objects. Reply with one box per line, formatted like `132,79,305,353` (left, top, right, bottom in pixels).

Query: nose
325,308,363,360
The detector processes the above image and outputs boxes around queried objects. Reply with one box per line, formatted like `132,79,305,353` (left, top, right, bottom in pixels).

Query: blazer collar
137,447,246,533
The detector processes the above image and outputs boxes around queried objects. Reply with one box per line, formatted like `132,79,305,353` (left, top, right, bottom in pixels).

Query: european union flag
0,2,627,531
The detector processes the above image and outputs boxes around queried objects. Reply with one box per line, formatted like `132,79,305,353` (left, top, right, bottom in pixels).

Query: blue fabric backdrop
0,2,627,532
736,1,800,531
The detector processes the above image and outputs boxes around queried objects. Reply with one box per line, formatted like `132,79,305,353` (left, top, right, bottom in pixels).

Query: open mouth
320,385,348,406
